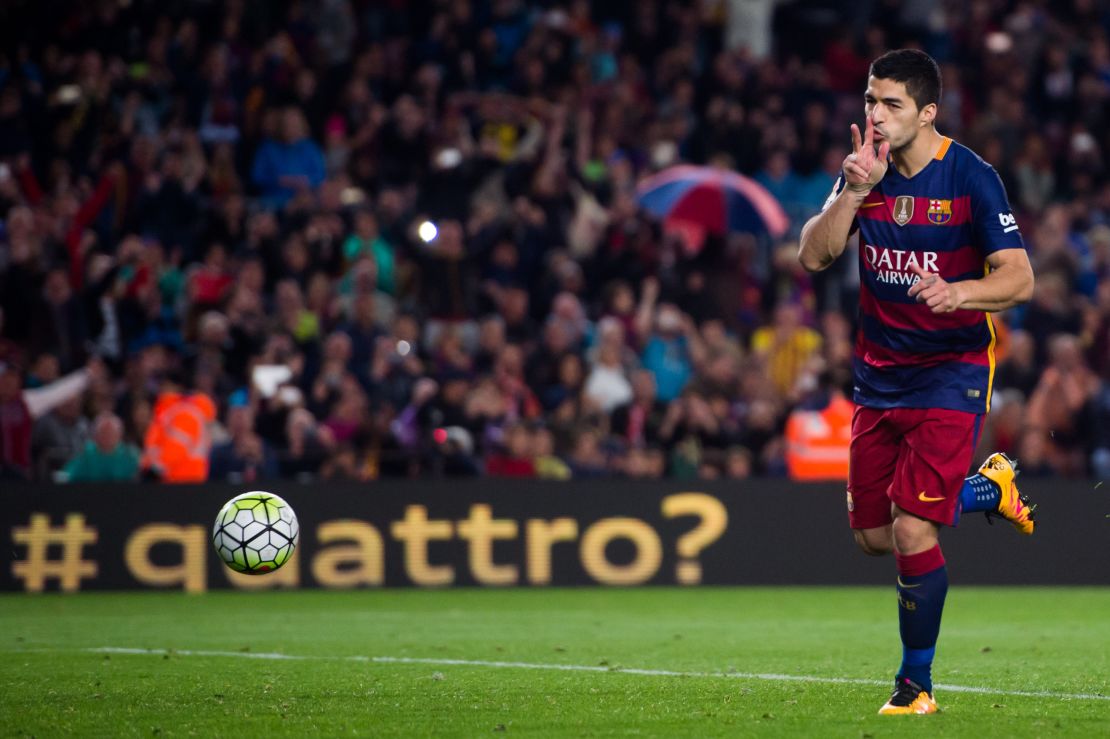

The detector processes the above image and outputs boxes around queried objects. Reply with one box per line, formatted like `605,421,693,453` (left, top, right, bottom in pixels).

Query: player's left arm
958,247,1034,311
907,162,1035,313
908,248,1033,313
911,248,1034,312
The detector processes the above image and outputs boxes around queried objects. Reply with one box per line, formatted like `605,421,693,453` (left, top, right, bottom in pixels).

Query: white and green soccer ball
212,491,299,574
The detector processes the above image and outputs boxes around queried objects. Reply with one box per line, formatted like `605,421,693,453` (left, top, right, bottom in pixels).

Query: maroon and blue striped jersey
825,137,1025,414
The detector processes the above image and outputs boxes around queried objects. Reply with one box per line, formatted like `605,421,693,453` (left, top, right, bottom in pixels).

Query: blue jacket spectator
251,108,326,209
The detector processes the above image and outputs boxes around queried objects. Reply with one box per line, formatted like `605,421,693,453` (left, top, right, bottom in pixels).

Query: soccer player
797,49,1038,715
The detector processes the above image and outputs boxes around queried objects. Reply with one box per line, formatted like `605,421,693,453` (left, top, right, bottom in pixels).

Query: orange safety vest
784,394,854,481
142,392,217,482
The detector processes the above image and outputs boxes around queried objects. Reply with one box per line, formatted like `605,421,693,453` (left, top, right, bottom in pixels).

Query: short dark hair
869,49,942,111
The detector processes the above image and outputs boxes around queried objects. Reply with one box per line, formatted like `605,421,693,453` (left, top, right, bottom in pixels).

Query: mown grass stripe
81,647,1109,702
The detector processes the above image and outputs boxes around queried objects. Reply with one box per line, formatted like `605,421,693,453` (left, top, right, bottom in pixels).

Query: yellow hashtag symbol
11,513,98,592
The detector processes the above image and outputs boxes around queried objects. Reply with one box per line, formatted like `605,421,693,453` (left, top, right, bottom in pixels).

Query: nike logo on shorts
918,491,946,502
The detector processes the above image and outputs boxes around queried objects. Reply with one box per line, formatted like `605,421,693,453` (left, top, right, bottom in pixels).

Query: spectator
586,316,638,374
485,421,536,477
31,395,89,479
0,361,33,480
141,375,217,483
994,330,1040,398
338,291,385,375
784,382,853,482
320,444,362,481
209,404,279,482
1014,133,1057,214
583,341,633,414
338,257,397,334
323,384,369,447
623,445,665,479
531,425,571,480
600,280,640,348
723,446,754,479
251,107,326,209
278,408,332,481
751,302,822,401
187,245,235,314
1025,334,1099,475
1014,427,1057,478
1,360,93,480
30,269,88,372
534,352,582,415
436,425,482,478
492,344,542,422
25,354,61,389
610,369,667,447
474,315,508,375
640,302,705,403
567,427,607,478
527,317,578,397
979,389,1026,461
63,413,140,482
342,209,396,295
1022,271,1083,364
417,219,480,338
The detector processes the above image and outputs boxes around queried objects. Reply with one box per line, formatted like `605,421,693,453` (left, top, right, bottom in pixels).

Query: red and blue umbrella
635,164,789,240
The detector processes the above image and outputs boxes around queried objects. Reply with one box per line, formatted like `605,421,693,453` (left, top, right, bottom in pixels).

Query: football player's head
865,49,942,152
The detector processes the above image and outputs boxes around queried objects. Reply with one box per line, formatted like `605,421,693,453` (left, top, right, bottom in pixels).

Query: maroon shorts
847,406,983,529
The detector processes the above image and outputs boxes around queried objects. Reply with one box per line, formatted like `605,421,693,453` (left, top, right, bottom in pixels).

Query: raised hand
907,264,963,313
843,117,890,193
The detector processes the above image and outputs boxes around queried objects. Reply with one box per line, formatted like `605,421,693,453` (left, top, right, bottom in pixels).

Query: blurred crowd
4,0,1110,483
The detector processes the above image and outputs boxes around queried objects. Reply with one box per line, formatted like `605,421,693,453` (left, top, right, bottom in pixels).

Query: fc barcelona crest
893,196,914,226
927,198,952,225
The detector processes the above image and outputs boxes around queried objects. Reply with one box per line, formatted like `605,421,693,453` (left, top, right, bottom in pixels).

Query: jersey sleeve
821,174,859,234
970,163,1025,254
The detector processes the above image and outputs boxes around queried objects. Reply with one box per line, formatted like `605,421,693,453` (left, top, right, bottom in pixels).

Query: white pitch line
85,647,1110,702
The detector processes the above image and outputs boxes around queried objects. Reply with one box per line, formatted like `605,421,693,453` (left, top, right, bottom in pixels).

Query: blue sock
895,546,948,693
958,473,1000,514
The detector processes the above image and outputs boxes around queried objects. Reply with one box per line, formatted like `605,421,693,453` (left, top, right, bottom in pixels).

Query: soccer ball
212,491,299,574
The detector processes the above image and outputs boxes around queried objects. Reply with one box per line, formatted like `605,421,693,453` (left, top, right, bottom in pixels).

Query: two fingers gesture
844,118,890,194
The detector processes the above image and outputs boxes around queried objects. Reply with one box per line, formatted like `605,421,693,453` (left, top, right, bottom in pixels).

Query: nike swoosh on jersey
859,202,884,208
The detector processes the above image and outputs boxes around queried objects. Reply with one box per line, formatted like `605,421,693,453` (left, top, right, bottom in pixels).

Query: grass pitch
2,587,1108,737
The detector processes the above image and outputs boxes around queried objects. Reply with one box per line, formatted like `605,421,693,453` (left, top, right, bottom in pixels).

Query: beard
885,128,918,153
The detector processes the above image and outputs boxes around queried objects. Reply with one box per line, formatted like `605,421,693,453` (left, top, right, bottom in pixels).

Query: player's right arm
797,180,868,272
798,118,890,272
